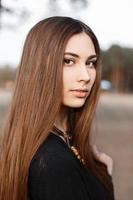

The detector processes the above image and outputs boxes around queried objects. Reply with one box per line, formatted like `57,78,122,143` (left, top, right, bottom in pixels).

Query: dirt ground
0,90,133,200
94,93,133,200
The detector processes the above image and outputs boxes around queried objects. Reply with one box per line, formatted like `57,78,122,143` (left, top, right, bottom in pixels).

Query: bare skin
54,105,68,132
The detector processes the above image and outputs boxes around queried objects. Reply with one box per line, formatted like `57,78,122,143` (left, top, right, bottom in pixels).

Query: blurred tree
48,0,88,14
0,0,89,29
0,65,16,87
122,48,133,92
0,0,30,29
0,0,2,27
107,45,124,92
102,45,133,93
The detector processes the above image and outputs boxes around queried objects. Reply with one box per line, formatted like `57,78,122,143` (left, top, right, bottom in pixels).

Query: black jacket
28,133,115,200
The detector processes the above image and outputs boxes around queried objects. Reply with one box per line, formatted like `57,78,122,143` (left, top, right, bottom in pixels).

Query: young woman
0,16,115,200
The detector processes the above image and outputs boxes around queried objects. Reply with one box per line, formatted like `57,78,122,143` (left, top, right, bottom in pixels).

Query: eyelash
86,60,97,68
63,58,97,68
64,58,75,65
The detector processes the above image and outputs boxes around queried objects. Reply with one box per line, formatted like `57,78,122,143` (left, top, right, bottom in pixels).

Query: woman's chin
63,99,86,108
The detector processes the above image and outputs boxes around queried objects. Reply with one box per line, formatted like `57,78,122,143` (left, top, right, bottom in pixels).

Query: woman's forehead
64,32,96,57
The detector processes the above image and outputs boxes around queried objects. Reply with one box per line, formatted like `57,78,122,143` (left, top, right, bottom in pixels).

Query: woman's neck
54,106,69,132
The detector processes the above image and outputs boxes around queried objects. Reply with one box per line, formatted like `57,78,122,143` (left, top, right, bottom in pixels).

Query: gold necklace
70,146,85,165
52,125,85,165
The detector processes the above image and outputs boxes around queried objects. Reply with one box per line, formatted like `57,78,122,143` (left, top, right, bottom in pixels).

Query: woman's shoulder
35,132,67,153
28,134,90,200
29,132,75,174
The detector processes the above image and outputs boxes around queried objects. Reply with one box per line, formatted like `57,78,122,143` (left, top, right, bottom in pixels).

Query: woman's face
62,32,97,108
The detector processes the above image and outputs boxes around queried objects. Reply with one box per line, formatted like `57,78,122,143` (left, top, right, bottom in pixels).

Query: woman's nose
77,66,91,82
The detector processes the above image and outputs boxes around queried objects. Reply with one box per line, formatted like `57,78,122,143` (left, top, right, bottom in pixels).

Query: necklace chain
52,125,85,165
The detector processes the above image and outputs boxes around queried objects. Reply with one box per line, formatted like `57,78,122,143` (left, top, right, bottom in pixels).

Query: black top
28,132,115,200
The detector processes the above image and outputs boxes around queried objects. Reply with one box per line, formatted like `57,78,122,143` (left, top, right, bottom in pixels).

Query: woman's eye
64,58,75,66
87,61,96,68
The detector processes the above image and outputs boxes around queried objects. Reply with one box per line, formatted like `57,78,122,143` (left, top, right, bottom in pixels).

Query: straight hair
0,16,114,199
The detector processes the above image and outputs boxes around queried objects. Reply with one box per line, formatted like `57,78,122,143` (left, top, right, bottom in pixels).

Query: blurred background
0,0,133,199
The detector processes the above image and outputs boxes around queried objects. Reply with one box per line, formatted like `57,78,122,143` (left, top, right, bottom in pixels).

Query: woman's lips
71,90,88,98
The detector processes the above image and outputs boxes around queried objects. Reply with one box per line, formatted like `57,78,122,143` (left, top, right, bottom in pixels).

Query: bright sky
0,0,133,67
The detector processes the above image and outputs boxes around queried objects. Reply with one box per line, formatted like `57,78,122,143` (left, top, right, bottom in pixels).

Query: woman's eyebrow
64,52,97,60
88,56,97,60
64,52,79,58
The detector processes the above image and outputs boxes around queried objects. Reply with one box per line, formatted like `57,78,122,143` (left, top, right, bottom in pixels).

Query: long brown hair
0,16,114,199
